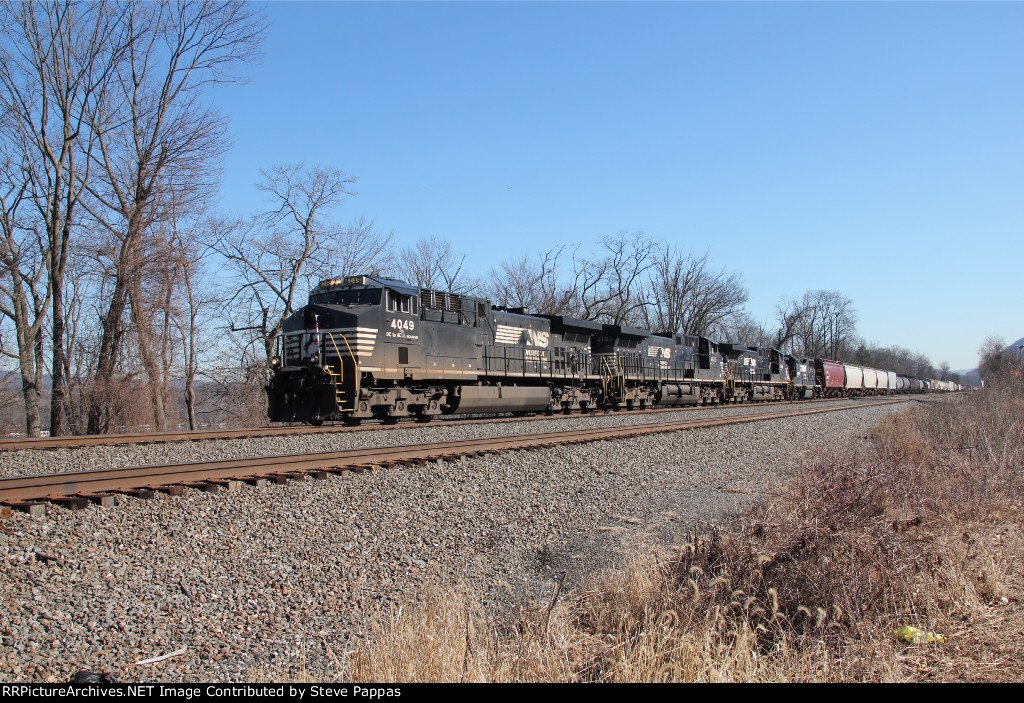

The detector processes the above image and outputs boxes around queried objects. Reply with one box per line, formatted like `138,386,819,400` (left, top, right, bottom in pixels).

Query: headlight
270,356,281,368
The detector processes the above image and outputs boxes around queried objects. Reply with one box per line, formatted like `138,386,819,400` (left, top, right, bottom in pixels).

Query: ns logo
524,329,550,347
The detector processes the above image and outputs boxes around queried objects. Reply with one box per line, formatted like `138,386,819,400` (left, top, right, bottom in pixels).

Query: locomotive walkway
0,398,907,513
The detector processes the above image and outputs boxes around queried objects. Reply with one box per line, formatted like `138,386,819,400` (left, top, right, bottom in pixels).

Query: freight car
266,275,943,425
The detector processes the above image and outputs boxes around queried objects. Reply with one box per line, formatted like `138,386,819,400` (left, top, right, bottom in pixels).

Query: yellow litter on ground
896,626,946,643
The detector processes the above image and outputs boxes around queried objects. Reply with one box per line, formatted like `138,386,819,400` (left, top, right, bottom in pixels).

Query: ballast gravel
1,400,907,682
4,398,890,477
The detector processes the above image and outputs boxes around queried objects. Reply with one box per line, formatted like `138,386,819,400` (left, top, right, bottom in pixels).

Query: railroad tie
180,481,222,493
114,488,156,500
150,485,186,496
44,495,90,511
393,459,426,468
4,501,46,517
204,479,243,492
81,493,118,508
241,477,270,488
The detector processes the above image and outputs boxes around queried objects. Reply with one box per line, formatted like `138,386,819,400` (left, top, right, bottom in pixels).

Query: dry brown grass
342,384,1024,683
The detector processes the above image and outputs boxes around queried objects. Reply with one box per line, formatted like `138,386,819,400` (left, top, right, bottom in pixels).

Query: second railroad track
0,398,907,512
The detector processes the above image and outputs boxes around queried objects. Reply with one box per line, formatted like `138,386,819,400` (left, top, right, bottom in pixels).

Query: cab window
386,289,417,314
310,288,381,306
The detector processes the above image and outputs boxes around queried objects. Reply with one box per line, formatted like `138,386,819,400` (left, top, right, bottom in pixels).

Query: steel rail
0,396,897,452
0,398,907,507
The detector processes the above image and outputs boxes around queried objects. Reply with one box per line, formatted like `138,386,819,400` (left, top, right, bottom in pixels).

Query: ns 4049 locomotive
266,274,804,425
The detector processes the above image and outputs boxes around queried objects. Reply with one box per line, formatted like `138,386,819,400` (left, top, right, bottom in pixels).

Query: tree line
0,1,265,436
0,2,949,438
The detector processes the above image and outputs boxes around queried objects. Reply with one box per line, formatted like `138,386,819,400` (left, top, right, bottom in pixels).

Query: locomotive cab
270,275,427,423
785,355,818,399
269,275,394,423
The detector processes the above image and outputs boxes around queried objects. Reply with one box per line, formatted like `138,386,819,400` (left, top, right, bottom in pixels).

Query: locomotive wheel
341,416,362,426
309,417,324,426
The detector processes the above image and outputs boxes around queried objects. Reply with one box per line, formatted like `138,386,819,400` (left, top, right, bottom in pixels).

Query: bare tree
0,147,51,435
165,223,218,431
0,331,26,434
0,1,134,435
397,235,474,293
571,232,658,325
642,246,748,336
483,254,540,309
484,234,657,324
326,215,394,279
715,311,771,347
820,290,857,361
786,290,858,360
81,0,265,433
865,343,936,378
938,361,952,381
978,335,1009,387
217,164,391,367
60,252,94,434
483,246,577,314
770,296,808,352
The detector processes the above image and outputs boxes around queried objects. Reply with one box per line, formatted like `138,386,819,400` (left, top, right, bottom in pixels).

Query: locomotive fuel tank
451,386,553,414
655,383,700,405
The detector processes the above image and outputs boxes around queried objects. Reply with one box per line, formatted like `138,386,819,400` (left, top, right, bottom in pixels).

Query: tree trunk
16,320,41,437
128,273,166,431
88,278,130,434
49,270,67,436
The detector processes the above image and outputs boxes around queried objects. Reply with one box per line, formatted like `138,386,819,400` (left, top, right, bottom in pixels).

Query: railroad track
0,395,899,452
0,397,907,515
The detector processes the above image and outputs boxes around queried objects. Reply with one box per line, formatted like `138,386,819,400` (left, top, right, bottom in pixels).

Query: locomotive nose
303,303,362,329
302,304,380,361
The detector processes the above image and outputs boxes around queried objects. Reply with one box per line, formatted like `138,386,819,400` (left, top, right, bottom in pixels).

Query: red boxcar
815,359,846,397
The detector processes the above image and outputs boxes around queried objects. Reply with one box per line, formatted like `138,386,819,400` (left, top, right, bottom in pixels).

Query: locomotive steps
0,398,907,512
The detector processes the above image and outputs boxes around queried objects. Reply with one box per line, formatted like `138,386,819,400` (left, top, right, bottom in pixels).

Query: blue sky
212,1,1023,370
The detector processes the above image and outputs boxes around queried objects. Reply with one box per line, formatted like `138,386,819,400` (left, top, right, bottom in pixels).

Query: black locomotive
266,274,803,425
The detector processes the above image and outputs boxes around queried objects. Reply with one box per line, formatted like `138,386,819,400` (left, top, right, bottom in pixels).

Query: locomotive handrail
324,332,359,413
723,362,736,393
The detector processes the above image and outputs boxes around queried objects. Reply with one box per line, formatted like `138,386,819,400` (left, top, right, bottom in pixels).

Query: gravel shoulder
1,401,906,682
